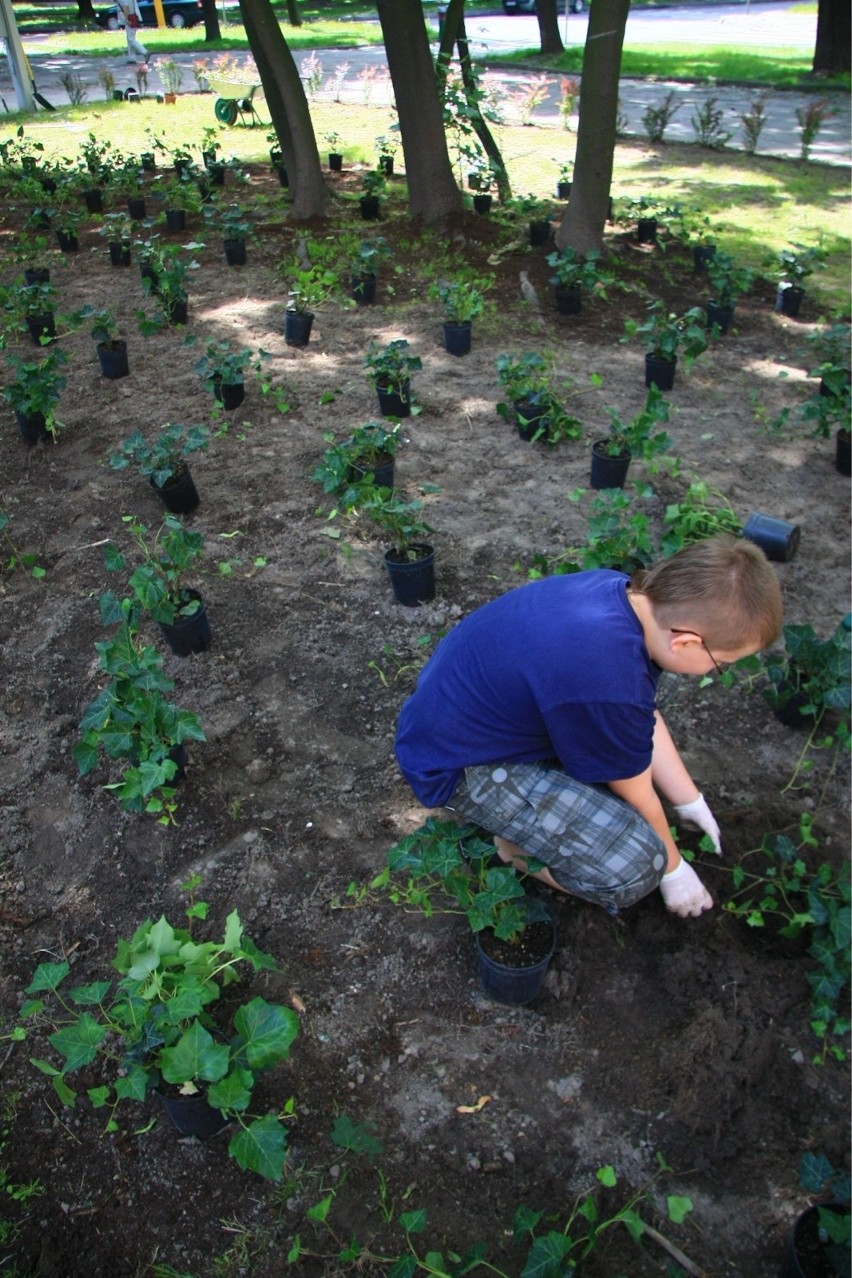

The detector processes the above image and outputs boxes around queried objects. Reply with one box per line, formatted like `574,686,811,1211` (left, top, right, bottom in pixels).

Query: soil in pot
443,321,472,357
166,296,189,326
557,180,571,199
384,544,435,607
645,353,677,391
780,1202,851,1278
96,340,130,380
477,920,556,1005
350,455,394,489
152,465,200,515
23,267,49,286
285,311,314,348
590,440,631,490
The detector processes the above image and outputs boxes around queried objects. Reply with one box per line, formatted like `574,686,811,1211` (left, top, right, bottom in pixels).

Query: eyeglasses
670,628,726,678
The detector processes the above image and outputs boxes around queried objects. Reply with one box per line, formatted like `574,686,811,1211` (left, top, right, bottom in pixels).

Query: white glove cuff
674,794,706,819
663,859,689,881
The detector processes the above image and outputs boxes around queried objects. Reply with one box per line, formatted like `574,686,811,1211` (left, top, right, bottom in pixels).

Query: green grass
504,43,849,91
26,19,380,58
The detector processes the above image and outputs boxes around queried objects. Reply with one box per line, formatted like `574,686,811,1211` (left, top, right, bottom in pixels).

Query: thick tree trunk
376,0,462,226
812,0,850,72
437,0,511,203
536,0,564,56
239,0,326,219
556,0,629,253
76,0,98,22
285,0,302,27
200,0,221,43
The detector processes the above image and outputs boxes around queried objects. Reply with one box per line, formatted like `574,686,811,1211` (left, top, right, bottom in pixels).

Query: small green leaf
667,1195,694,1224
228,1114,286,1181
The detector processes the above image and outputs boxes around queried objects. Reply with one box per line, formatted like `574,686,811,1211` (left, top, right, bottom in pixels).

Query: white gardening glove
659,860,713,918
673,793,722,855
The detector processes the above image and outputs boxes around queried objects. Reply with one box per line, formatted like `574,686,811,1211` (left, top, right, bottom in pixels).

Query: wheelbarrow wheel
215,97,238,125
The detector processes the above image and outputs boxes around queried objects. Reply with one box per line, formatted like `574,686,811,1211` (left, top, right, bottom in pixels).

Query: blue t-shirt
395,570,659,809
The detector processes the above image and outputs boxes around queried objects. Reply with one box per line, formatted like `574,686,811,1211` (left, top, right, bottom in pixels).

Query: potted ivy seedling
429,275,493,356
590,385,672,489
364,338,422,418
284,265,339,347
16,278,58,345
622,300,708,390
18,876,300,1179
99,210,133,267
80,306,130,380
360,168,387,221
704,250,755,335
325,131,343,171
545,246,613,316
761,616,851,730
350,237,389,306
109,421,211,513
495,350,551,439
155,174,202,232
382,818,556,1003
773,242,826,319
73,597,206,816
107,513,212,657
360,485,436,606
506,192,553,246
189,336,270,410
313,420,401,497
375,133,397,176
555,161,572,200
2,348,68,445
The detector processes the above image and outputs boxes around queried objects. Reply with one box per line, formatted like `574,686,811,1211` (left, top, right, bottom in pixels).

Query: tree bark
200,0,221,43
76,0,98,22
376,0,462,226
536,0,564,56
812,0,850,73
285,0,302,27
239,0,326,218
556,0,629,253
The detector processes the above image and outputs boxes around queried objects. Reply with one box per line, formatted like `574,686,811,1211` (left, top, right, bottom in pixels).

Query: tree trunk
76,0,98,22
812,0,850,72
536,0,564,56
556,0,629,253
285,0,302,27
239,0,326,219
376,0,462,226
200,0,221,43
437,0,511,203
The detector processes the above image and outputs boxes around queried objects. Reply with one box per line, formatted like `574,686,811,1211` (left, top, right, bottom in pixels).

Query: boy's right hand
659,859,713,917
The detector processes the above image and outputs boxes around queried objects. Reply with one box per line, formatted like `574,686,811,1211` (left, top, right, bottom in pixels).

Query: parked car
502,0,584,12
95,0,203,29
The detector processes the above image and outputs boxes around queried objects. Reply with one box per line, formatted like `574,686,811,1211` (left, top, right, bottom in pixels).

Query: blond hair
630,535,783,650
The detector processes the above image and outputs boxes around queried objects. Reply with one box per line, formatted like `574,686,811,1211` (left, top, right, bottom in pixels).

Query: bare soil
0,164,849,1278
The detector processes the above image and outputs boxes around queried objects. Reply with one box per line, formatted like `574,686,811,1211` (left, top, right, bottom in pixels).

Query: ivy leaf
49,1013,107,1072
159,1020,229,1085
330,1113,384,1156
26,962,70,995
228,1114,286,1181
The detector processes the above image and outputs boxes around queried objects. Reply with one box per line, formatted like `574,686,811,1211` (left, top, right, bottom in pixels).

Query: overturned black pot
741,512,800,563
328,152,343,171
636,217,657,244
529,219,551,247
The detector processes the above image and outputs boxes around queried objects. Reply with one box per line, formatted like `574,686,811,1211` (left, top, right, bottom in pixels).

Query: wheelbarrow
207,75,265,126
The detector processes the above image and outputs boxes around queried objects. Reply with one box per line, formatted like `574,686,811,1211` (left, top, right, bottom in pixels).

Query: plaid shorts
448,762,667,913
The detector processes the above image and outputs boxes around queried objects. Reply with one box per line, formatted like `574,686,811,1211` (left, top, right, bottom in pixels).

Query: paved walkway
8,33,851,166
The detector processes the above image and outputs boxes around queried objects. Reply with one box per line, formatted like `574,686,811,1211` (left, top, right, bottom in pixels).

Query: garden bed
0,160,849,1278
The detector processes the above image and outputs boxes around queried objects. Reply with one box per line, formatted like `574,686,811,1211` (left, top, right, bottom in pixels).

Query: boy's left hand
673,793,721,854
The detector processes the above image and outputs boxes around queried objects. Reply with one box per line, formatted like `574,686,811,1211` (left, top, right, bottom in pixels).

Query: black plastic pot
24,267,49,287
285,310,314,347
201,149,217,169
376,381,411,419
513,398,548,442
56,230,78,253
384,544,435,606
97,340,129,380
554,284,581,316
15,410,50,447
223,238,247,266
779,1201,850,1278
645,352,677,391
269,148,283,168
152,466,200,515
26,312,55,345
443,321,472,357
140,152,156,171
693,244,716,273
473,194,492,215
556,180,571,199
165,209,186,232
742,512,800,563
771,689,817,730
166,295,188,326
636,217,657,244
379,154,394,176
108,241,131,267
529,219,551,247
275,164,289,188
213,377,245,410
776,283,804,319
351,272,377,305
155,1090,229,1139
207,163,225,187
328,152,343,171
836,428,851,477
590,440,631,490
158,591,212,657
350,456,394,489
360,195,381,221
127,196,147,220
83,188,103,214
706,301,734,336
476,921,556,1005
